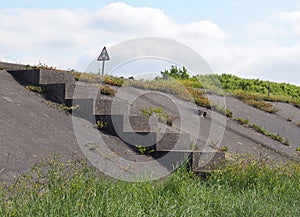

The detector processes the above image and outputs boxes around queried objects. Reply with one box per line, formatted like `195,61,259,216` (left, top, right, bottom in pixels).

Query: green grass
234,117,289,146
95,120,108,130
231,91,279,113
196,73,300,110
234,117,250,125
69,70,233,118
25,85,44,93
134,145,155,154
1,157,300,216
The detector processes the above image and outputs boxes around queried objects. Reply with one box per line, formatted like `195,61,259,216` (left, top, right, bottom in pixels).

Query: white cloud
277,11,300,36
0,3,228,70
277,11,300,22
248,10,300,39
180,20,229,40
0,3,299,85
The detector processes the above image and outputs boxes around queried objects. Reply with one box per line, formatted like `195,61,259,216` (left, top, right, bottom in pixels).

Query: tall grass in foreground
1,157,300,216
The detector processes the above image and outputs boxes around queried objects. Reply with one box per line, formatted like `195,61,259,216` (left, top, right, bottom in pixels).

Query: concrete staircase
2,64,225,172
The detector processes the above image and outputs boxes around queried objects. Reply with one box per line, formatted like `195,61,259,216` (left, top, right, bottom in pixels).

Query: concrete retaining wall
8,69,75,85
0,62,27,71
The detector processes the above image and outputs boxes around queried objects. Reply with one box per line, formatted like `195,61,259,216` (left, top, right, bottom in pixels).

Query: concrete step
0,62,27,71
156,132,191,151
154,150,225,172
8,69,75,85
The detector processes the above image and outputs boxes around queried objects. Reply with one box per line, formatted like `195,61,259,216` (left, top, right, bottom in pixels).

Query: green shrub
104,76,124,86
100,85,116,96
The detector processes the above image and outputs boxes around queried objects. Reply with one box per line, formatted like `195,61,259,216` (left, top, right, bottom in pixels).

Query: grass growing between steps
25,85,44,93
1,157,300,216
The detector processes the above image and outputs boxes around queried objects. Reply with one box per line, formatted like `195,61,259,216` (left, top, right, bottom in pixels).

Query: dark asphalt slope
0,71,158,182
121,87,298,163
0,70,84,181
209,95,300,150
1,69,298,182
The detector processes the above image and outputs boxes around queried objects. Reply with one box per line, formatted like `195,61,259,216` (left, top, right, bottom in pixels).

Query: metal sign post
97,47,110,76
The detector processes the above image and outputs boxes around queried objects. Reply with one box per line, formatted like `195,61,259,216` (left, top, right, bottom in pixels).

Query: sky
1,0,300,85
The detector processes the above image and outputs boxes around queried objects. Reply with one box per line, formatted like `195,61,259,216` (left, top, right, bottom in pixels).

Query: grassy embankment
196,73,300,112
1,156,299,216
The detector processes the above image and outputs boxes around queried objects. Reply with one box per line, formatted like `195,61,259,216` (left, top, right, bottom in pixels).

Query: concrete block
156,132,190,151
39,69,75,84
9,69,40,85
43,84,66,103
94,99,113,115
8,69,75,85
71,98,94,121
118,132,157,147
65,83,99,99
123,116,157,132
0,62,27,71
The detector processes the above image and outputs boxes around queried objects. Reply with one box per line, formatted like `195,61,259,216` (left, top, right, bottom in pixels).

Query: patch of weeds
25,85,44,93
135,145,155,155
251,123,267,134
250,123,289,145
232,91,279,113
100,85,116,96
190,142,198,151
268,133,289,145
70,70,81,81
59,104,80,112
141,107,175,125
219,146,229,152
104,76,124,86
296,147,300,153
141,107,164,116
187,87,211,109
212,105,233,118
234,117,250,125
234,117,289,146
95,121,108,130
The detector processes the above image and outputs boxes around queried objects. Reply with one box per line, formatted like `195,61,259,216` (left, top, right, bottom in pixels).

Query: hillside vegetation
160,66,300,110
1,157,300,216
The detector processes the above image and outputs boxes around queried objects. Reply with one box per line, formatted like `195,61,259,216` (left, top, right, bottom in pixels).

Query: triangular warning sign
97,47,110,61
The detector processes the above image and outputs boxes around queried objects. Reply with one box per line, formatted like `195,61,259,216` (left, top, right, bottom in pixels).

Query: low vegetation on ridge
1,156,299,216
